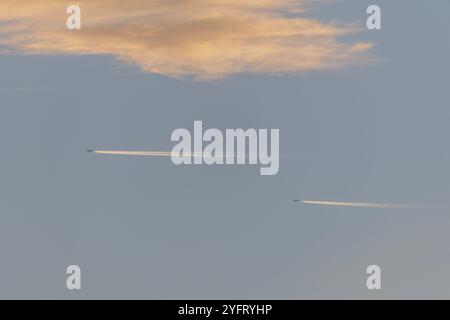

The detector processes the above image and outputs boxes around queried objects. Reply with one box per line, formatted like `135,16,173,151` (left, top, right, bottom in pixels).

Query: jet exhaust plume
88,150,189,157
301,200,413,209
87,150,295,158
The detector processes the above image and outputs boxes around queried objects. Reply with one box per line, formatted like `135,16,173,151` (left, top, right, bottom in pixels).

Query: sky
0,0,449,299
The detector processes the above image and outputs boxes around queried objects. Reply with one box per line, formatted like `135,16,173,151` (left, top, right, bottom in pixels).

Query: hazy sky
0,0,449,299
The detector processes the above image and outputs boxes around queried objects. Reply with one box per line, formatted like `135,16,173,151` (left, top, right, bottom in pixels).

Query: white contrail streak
302,200,413,209
88,150,294,158
90,150,195,157
89,150,239,158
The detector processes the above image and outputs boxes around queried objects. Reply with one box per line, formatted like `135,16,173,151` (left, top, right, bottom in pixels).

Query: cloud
0,0,372,79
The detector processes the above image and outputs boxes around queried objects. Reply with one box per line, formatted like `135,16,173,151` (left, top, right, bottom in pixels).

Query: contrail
301,200,413,209
87,150,297,158
87,150,244,158
87,150,195,157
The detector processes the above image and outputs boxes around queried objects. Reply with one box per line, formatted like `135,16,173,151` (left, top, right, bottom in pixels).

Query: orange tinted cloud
0,0,372,79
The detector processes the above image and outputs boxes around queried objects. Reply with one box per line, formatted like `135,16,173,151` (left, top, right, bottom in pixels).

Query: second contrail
301,200,413,209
